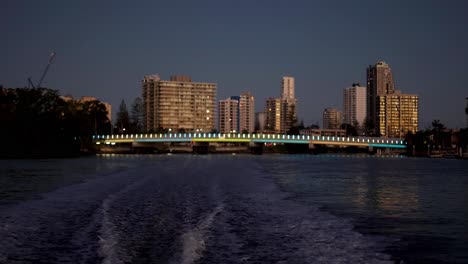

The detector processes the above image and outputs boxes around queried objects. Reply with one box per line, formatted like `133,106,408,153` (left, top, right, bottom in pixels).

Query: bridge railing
92,133,406,146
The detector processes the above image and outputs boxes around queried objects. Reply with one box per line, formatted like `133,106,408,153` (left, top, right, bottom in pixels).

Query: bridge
93,133,407,153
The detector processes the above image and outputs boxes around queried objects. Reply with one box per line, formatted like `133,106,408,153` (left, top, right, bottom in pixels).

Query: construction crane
28,52,56,88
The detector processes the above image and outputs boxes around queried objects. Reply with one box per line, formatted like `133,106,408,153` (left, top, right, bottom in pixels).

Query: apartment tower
367,61,395,133
142,75,216,132
378,91,419,138
343,83,366,133
323,108,342,129
218,98,239,133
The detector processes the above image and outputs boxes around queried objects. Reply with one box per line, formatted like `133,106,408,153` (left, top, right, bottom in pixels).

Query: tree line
0,87,110,158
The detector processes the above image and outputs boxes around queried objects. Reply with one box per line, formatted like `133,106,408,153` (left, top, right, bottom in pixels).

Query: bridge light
111,142,116,145
307,136,310,140
391,140,393,144
96,142,100,145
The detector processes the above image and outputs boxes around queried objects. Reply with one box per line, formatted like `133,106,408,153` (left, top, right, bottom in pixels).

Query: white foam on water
96,167,157,264
178,203,224,264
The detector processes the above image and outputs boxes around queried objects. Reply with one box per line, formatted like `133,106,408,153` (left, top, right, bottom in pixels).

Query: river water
0,155,466,264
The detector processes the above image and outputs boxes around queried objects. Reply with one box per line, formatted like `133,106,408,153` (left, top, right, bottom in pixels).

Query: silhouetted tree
431,119,446,149
340,123,358,136
130,97,144,133
115,100,130,133
0,87,110,157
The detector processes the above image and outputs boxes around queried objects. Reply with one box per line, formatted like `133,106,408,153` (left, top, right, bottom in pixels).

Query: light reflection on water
0,154,467,263
259,155,468,263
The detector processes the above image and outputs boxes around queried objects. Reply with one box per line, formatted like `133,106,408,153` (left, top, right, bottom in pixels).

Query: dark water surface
0,155,466,263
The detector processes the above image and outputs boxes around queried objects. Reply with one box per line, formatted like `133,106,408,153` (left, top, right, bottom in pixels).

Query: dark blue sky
2,0,468,128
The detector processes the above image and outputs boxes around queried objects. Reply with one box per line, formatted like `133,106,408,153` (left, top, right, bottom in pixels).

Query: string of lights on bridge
93,133,407,149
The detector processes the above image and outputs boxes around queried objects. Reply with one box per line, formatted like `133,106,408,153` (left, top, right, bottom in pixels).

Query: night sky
2,0,468,128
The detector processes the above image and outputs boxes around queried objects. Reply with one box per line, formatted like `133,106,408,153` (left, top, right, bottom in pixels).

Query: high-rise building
343,83,366,133
281,76,295,99
218,92,255,133
367,61,395,133
218,98,239,133
266,98,282,133
239,92,255,133
377,92,418,138
265,97,297,134
323,108,342,129
142,74,216,132
265,76,298,134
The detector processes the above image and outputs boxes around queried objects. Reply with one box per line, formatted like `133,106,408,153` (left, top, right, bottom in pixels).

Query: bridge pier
250,142,263,155
192,142,209,154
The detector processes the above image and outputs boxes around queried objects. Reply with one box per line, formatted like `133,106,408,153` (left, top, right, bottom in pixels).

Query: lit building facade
264,76,297,134
266,98,282,133
142,75,216,132
265,97,297,134
218,98,239,133
367,61,395,133
239,92,255,133
281,76,295,99
378,92,419,138
343,83,366,133
323,108,342,129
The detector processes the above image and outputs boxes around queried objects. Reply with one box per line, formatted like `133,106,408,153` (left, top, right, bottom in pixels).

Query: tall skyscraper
218,98,239,133
378,92,419,138
323,108,342,129
343,83,366,133
281,76,295,99
265,76,298,134
239,92,255,133
142,75,216,132
367,61,395,133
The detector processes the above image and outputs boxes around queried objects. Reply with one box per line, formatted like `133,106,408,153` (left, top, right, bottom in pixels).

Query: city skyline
2,0,468,129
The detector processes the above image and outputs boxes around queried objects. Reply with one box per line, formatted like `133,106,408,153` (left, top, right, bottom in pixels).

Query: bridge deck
93,133,407,149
